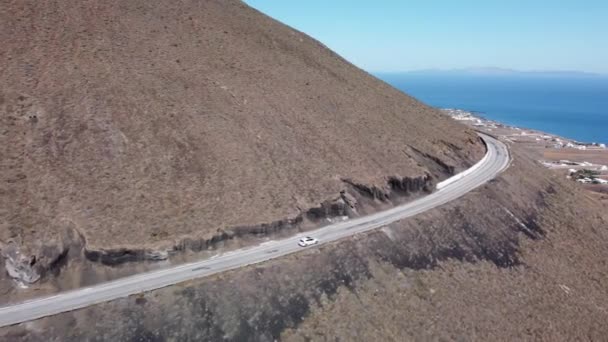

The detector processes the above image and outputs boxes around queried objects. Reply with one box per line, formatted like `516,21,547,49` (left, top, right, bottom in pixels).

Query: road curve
0,134,509,328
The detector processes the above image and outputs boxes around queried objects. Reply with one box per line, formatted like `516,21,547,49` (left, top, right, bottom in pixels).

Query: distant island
376,67,606,78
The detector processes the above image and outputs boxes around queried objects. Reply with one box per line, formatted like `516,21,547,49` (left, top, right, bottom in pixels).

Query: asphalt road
0,134,510,328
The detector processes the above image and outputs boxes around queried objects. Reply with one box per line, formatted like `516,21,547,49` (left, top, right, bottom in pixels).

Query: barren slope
0,0,483,280
3,140,607,341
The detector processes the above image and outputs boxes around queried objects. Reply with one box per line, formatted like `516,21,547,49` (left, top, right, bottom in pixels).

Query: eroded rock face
0,226,82,285
343,174,434,201
81,173,433,267
2,245,40,284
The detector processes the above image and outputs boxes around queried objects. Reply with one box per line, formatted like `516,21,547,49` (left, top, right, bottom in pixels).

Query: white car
298,236,319,247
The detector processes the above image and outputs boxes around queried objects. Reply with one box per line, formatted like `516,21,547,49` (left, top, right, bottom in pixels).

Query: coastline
442,108,607,146
377,72,608,145
442,108,608,205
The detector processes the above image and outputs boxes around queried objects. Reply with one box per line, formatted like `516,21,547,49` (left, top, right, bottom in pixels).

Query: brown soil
0,0,483,281
3,2,606,340
544,149,608,164
583,184,608,208
2,142,607,341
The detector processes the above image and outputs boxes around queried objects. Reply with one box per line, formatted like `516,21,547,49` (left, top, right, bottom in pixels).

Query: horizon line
370,67,607,76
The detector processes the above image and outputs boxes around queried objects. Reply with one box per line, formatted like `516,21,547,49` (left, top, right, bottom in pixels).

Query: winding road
0,133,510,328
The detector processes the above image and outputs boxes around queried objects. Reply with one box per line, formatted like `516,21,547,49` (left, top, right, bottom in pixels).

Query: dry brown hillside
4,135,608,342
0,0,483,283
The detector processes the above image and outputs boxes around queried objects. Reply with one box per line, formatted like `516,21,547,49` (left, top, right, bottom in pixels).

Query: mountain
0,0,483,284
381,67,605,78
3,1,608,340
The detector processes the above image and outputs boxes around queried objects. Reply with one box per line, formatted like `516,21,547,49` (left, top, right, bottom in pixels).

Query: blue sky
244,1,608,74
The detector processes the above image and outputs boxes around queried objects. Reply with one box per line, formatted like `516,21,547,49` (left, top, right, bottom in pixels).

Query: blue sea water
376,72,608,144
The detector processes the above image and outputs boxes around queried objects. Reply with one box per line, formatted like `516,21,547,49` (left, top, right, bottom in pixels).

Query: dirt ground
583,184,608,208
543,149,608,165
0,0,484,285
2,143,607,341
456,113,608,209
2,1,607,340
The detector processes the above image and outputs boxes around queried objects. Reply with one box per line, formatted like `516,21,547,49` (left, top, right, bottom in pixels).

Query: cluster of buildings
576,177,608,184
554,141,606,150
567,169,608,185
524,133,607,150
442,108,498,129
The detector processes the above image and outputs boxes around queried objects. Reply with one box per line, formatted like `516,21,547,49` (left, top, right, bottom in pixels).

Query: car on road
298,236,319,247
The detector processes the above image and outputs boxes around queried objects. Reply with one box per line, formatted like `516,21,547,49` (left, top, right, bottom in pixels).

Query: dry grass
4,145,608,341
544,149,608,164
0,0,483,255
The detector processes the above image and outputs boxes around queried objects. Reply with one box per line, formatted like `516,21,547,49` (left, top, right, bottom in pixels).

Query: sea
376,72,608,144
